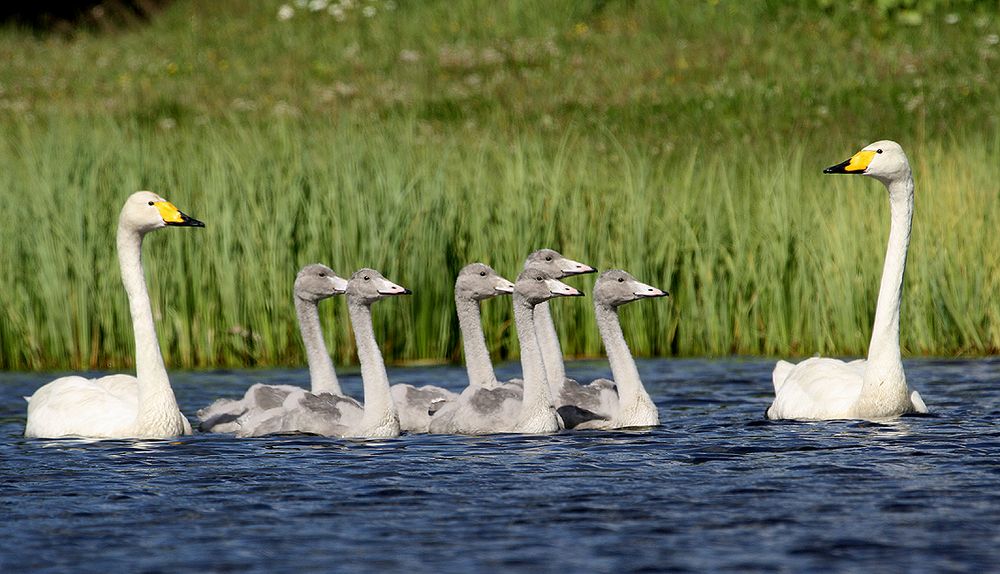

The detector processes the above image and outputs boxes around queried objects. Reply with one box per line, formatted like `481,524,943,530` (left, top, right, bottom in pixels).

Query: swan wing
198,383,304,433
427,383,523,434
390,384,459,433
25,375,139,438
554,378,617,420
234,389,363,437
767,357,865,420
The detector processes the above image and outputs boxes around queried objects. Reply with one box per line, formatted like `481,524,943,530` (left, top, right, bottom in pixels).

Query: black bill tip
168,212,205,227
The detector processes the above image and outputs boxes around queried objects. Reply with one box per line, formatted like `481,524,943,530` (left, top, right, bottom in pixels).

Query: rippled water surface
2,358,998,573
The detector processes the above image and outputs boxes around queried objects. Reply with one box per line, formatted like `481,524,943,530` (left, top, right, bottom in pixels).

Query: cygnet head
524,248,595,278
455,263,515,301
295,264,348,303
515,266,584,305
593,270,669,308
823,140,911,185
347,268,412,305
120,191,204,234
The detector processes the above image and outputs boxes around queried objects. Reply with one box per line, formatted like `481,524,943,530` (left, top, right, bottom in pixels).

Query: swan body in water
235,269,409,438
197,264,349,433
567,270,668,430
390,263,514,433
767,140,929,421
428,267,581,435
24,191,204,439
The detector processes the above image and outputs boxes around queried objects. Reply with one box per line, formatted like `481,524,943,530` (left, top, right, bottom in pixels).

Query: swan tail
772,360,794,393
23,396,31,403
910,390,929,414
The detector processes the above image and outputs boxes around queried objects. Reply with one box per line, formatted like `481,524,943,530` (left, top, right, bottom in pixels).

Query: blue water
1,358,998,573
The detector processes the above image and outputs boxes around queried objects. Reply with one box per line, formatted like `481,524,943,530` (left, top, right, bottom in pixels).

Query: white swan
390,263,514,433
427,267,581,435
24,191,204,439
561,270,668,429
196,264,349,433
235,269,409,438
767,140,929,421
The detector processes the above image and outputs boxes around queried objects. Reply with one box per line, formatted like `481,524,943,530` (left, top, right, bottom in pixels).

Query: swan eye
319,273,326,277
364,276,370,281
479,271,487,277
148,201,154,206
618,277,624,283
877,149,883,154
535,276,543,281
545,256,552,261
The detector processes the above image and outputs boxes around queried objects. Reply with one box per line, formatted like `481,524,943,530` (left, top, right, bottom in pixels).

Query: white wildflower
362,5,376,17
399,49,421,63
328,5,345,20
277,4,294,20
944,13,959,25
987,34,1000,46
309,0,329,11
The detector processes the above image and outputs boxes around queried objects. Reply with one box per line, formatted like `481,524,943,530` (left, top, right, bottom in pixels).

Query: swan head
516,266,584,305
347,268,411,305
524,248,595,278
593,270,668,308
823,140,910,185
295,264,348,302
456,263,515,301
120,191,204,234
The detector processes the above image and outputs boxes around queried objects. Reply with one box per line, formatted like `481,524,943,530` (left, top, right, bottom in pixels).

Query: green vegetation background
1,0,997,370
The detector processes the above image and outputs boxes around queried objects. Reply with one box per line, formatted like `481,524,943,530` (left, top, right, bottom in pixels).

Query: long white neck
513,295,556,428
860,175,914,404
117,224,181,434
347,299,398,433
533,301,566,393
594,303,654,414
295,296,341,395
455,295,497,387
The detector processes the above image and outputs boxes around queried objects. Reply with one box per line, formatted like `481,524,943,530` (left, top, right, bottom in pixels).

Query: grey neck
116,225,180,428
513,295,554,417
862,175,914,392
295,295,341,395
455,295,497,387
533,301,566,392
594,303,649,408
347,299,396,426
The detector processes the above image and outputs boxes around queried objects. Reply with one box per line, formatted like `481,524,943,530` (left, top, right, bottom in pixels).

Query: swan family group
23,140,928,440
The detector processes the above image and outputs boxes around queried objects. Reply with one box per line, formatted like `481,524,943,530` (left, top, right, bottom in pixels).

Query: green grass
0,1,998,370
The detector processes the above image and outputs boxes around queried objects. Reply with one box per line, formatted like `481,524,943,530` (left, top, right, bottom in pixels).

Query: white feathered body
767,357,927,420
25,374,191,438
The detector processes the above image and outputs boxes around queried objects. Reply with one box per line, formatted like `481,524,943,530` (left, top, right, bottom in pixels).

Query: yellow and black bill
155,201,206,227
823,150,875,175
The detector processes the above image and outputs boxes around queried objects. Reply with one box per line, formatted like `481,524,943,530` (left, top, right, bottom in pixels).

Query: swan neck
594,303,647,407
455,295,497,387
533,301,565,393
295,296,340,395
862,175,913,394
514,295,554,418
116,223,180,430
348,299,396,426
